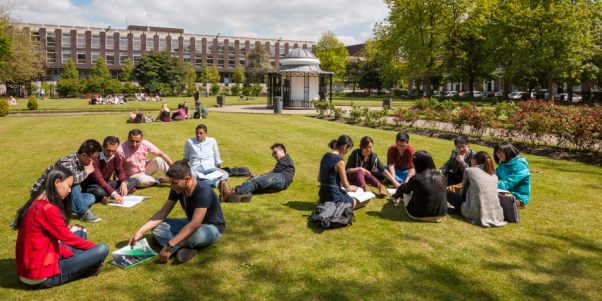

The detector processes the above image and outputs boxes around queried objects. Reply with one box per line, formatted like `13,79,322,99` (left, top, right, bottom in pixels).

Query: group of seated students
156,102,191,122
134,93,151,101
90,94,127,105
14,124,296,288
321,132,531,226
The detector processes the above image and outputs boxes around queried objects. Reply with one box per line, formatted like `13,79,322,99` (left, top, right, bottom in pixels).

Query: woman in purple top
178,103,187,119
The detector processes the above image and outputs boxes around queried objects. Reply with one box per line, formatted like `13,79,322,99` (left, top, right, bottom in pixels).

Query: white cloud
359,32,371,38
338,36,363,46
17,0,389,43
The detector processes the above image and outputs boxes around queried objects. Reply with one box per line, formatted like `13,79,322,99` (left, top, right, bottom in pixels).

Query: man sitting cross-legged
219,143,295,203
81,136,139,205
128,161,226,264
183,124,229,188
117,129,173,188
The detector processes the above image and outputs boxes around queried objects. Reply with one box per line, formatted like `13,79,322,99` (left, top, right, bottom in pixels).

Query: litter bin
274,96,283,114
383,98,392,108
217,95,225,107
205,91,210,98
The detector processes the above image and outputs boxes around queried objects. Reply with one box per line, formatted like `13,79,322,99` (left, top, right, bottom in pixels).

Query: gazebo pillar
329,76,333,103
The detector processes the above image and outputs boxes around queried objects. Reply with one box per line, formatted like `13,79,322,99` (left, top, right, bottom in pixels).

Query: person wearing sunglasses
219,143,295,203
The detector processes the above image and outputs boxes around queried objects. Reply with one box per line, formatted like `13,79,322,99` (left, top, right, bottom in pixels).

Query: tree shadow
283,200,318,212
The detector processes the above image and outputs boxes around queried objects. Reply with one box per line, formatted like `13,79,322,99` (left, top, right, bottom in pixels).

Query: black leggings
446,191,466,214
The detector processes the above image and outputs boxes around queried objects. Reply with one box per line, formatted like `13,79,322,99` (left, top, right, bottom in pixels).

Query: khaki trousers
128,157,170,188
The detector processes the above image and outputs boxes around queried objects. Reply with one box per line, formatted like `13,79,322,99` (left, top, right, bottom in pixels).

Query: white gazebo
267,48,334,109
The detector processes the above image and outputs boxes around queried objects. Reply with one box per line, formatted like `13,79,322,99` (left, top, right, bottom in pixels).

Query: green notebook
110,238,157,269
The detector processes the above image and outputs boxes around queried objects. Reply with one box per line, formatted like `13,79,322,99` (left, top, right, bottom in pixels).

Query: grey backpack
310,202,355,228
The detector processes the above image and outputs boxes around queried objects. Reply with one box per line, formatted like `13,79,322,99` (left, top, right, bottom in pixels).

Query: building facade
22,24,315,84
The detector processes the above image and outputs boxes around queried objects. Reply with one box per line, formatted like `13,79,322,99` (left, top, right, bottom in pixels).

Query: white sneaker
391,197,400,204
154,176,162,185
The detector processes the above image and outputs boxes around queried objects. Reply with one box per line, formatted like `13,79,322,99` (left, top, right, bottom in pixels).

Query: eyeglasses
272,151,277,156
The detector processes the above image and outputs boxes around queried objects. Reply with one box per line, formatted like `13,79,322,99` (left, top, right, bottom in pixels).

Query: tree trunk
503,80,509,98
548,67,555,102
426,75,432,99
353,83,356,94
567,85,573,104
469,76,474,98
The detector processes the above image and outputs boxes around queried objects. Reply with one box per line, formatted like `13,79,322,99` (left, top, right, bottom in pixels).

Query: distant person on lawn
386,132,416,184
493,141,531,208
157,103,171,122
219,143,295,203
346,136,400,197
128,161,225,264
183,124,229,188
15,167,109,288
81,136,139,205
391,150,447,222
318,135,363,209
30,139,102,223
116,129,173,188
439,135,476,186
446,151,507,227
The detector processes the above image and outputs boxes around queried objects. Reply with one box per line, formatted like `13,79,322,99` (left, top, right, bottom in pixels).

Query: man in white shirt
183,124,229,188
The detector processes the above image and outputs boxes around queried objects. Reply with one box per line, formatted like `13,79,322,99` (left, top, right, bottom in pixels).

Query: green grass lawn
0,113,601,300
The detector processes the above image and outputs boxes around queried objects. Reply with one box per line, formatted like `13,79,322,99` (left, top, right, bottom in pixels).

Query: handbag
498,193,520,223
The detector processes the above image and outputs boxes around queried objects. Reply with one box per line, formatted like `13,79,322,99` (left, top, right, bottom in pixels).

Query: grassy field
0,112,600,300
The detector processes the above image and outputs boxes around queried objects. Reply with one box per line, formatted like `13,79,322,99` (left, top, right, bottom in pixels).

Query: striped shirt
30,152,89,196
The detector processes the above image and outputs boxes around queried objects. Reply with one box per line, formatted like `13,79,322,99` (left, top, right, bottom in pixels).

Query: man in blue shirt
182,124,229,188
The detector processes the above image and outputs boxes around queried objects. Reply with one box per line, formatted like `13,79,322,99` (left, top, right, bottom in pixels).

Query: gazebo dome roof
285,48,317,59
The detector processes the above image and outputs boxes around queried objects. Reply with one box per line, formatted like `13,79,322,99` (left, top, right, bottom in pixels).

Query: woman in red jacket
13,166,109,288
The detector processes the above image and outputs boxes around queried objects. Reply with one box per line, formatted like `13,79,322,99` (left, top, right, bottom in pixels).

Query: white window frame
62,33,71,47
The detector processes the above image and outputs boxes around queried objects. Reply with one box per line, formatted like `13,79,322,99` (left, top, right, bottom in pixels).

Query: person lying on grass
128,161,226,264
439,135,476,186
346,136,400,197
318,135,364,209
219,143,295,203
446,151,507,227
15,166,109,289
493,141,531,208
391,150,448,223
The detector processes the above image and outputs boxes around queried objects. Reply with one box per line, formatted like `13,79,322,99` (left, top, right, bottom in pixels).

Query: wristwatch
166,242,175,252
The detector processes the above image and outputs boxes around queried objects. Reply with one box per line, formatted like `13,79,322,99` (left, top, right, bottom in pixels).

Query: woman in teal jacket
493,142,531,207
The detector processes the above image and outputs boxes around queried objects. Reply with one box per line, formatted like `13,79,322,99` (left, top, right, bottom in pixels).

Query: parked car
458,92,469,97
508,92,528,100
554,93,582,102
472,91,485,98
494,92,503,97
446,91,458,97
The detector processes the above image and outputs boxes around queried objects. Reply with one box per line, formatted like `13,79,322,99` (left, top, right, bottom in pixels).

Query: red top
15,200,96,280
387,145,415,170
81,155,127,195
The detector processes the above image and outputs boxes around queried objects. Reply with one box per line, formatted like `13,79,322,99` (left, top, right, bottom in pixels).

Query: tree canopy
118,58,134,82
315,31,349,82
245,44,271,83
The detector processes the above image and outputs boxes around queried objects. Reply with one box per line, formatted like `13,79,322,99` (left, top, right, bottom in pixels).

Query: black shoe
81,266,102,278
149,236,162,247
383,178,393,185
175,248,199,263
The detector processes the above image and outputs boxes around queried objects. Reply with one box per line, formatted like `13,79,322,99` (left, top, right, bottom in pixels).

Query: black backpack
222,167,251,177
310,202,355,229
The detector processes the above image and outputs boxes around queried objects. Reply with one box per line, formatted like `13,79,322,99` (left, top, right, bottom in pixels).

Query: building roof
127,25,183,33
285,48,316,58
269,48,332,76
346,43,365,56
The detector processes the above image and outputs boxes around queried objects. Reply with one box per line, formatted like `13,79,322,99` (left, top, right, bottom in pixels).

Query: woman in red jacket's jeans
13,166,109,288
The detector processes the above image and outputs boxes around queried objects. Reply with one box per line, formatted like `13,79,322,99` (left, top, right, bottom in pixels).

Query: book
110,238,157,269
345,187,376,203
196,170,224,181
108,195,151,208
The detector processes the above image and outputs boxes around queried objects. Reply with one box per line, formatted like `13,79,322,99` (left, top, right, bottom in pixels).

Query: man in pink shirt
116,129,174,187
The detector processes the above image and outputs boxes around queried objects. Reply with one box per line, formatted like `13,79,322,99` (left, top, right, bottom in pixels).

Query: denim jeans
151,218,222,255
82,178,139,202
71,185,97,215
32,231,109,289
394,169,410,183
191,166,229,187
234,173,286,197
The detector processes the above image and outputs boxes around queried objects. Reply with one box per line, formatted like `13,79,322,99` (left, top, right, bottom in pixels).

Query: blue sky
17,0,389,45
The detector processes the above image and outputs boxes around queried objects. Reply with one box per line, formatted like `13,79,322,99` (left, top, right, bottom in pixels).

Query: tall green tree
0,22,12,69
245,44,271,83
359,58,385,94
118,58,134,82
133,50,168,94
91,57,110,80
184,62,196,96
206,64,220,85
315,31,349,81
233,64,245,84
164,54,187,95
61,58,79,80
343,58,363,93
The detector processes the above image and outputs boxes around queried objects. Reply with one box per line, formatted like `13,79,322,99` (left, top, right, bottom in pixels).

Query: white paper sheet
196,170,223,181
346,188,376,203
109,196,151,208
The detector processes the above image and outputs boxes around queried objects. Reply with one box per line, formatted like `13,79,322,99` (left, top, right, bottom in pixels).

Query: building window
106,36,114,49
92,51,100,64
218,57,224,68
280,46,285,57
195,41,203,53
183,41,191,53
81,70,91,79
92,35,100,49
31,32,40,42
146,38,154,51
183,55,191,63
133,53,141,65
270,58,275,68
77,34,85,48
228,44,235,55
62,34,71,47
46,33,56,47
160,39,167,51
120,37,128,50
47,50,56,63
133,38,141,51
171,40,179,52
228,57,234,68
106,52,114,65
195,56,203,67
62,50,71,63
120,52,128,65
239,56,245,67
239,43,246,55
250,44,255,51
207,56,213,67
270,45,275,56
207,42,213,54
499,78,504,90
77,51,86,64
111,70,119,80
218,42,224,54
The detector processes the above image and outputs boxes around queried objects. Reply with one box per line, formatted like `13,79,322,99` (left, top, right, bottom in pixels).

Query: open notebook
110,238,157,269
109,195,151,208
344,187,376,204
